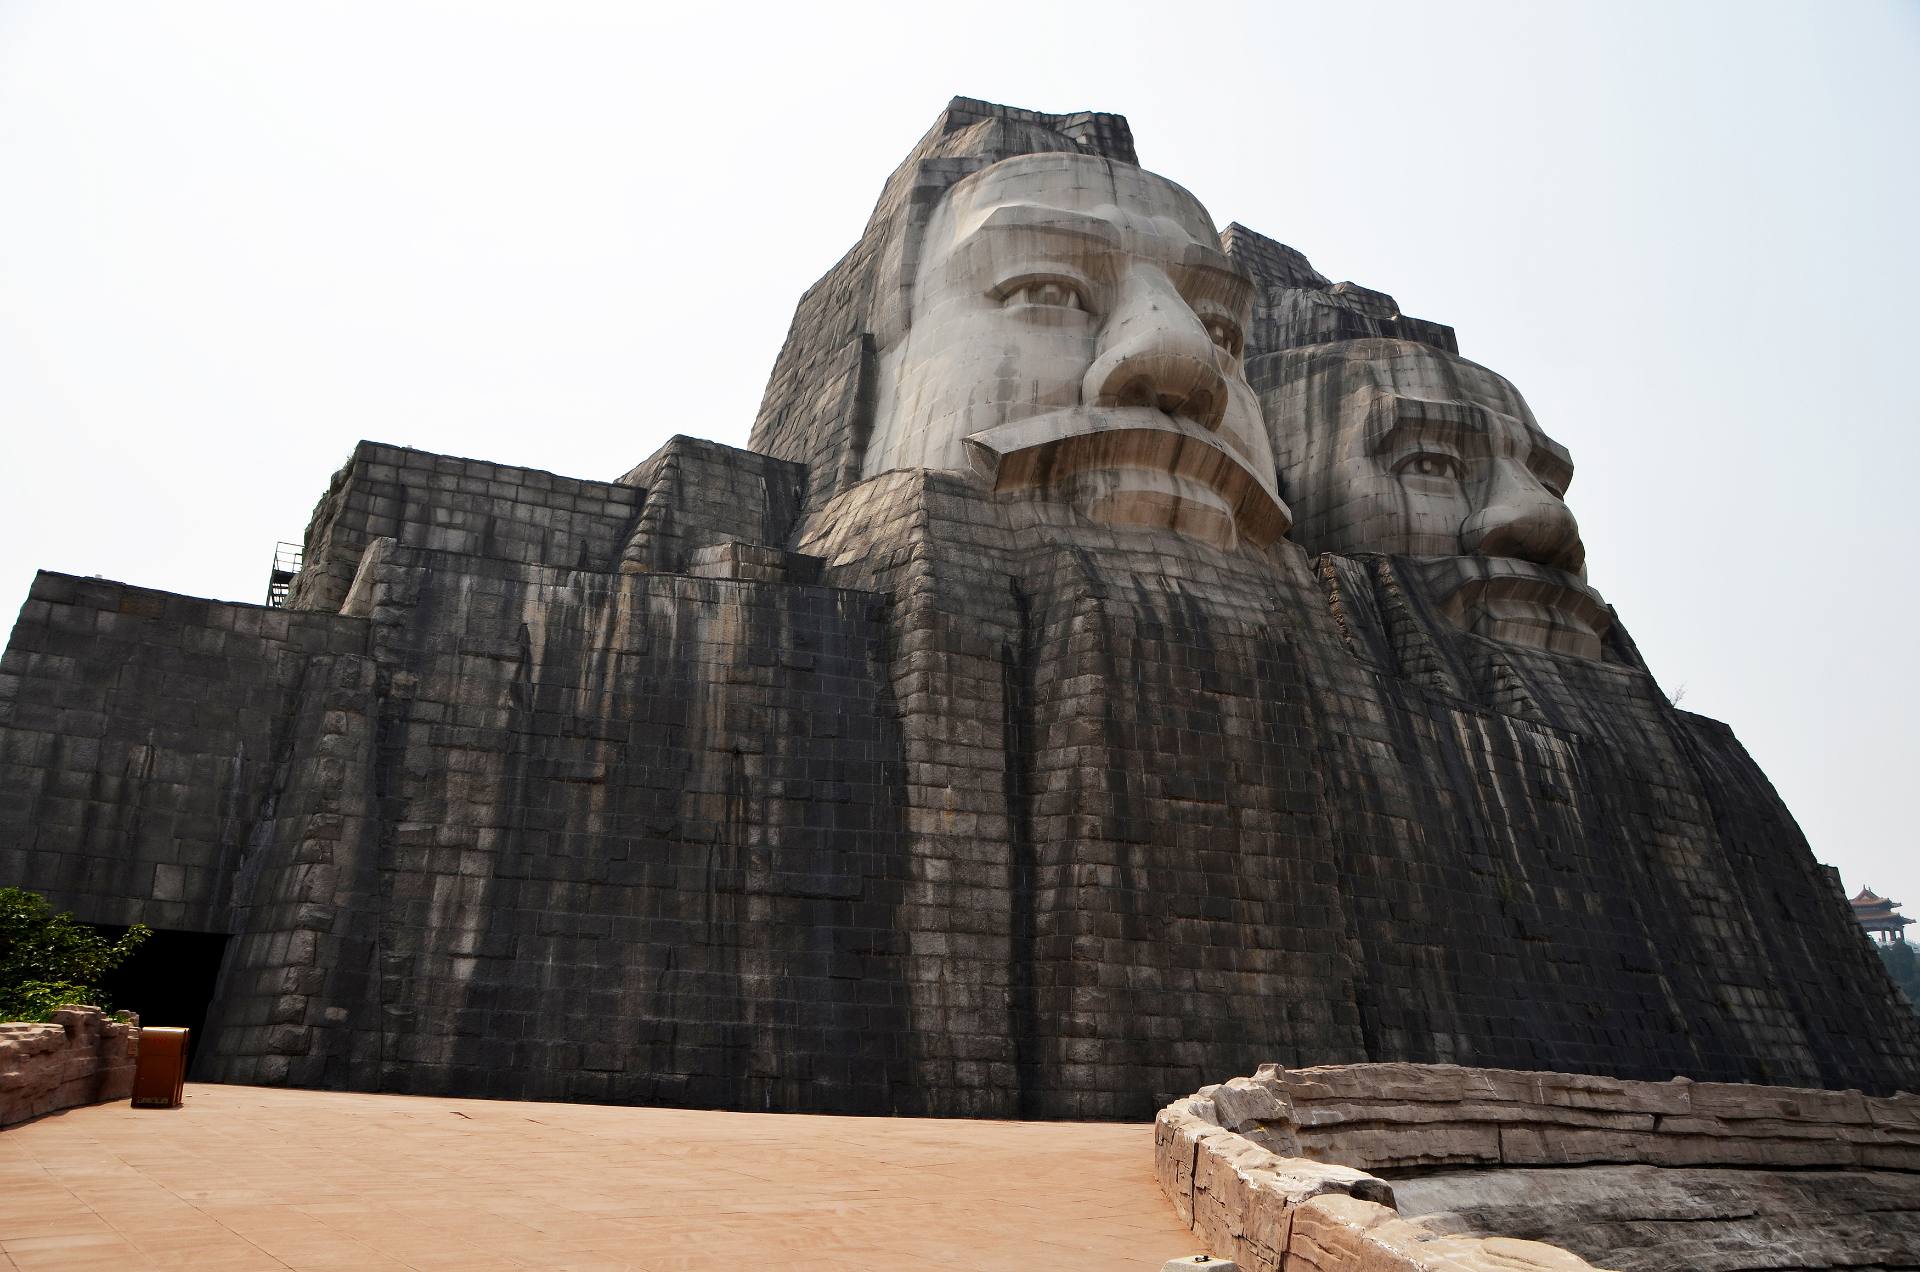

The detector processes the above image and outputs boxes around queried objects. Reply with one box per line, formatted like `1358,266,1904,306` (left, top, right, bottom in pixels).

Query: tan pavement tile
0,1085,1194,1270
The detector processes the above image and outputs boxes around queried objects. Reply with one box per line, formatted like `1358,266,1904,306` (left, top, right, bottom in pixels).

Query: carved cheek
1404,487,1471,555
965,307,1095,408
1042,327,1100,408
1334,466,1405,545
1214,379,1274,473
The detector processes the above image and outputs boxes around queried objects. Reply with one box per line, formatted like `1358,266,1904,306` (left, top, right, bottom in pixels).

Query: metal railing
265,541,303,608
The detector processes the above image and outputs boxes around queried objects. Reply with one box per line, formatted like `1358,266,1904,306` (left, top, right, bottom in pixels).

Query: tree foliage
1879,940,1920,1012
0,887,150,1022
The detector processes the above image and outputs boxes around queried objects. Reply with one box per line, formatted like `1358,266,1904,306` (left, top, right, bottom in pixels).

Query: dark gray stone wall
1222,223,1460,358
0,573,365,932
614,435,806,575
5,441,1917,1118
290,442,644,613
206,539,915,1111
791,473,1920,1114
199,651,384,1086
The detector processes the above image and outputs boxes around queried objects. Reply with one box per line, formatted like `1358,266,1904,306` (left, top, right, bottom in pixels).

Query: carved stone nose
1460,459,1585,573
1083,268,1229,431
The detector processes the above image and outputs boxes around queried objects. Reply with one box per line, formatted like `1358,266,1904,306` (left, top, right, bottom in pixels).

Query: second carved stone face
865,152,1290,549
1257,338,1610,659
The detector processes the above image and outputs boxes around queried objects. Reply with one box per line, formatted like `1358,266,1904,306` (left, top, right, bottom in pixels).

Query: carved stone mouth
962,407,1291,548
1409,555,1612,660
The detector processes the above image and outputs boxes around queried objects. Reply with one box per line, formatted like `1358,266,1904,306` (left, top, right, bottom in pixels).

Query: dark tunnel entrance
95,927,230,1078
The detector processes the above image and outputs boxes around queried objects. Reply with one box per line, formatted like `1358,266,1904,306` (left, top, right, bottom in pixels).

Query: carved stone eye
1399,454,1464,481
1203,318,1241,355
1004,280,1084,310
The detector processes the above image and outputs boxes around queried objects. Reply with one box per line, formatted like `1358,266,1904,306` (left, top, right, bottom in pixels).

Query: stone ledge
1197,1061,1920,1172
1155,1089,1602,1271
1159,1062,1920,1270
0,1006,139,1129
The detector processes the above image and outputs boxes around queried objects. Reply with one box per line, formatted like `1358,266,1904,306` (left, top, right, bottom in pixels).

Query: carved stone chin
1411,555,1612,660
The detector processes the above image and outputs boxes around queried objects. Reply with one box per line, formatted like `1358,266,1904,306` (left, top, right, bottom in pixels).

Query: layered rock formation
1188,1062,1920,1173
1,96,1915,1118
1157,1063,1920,1270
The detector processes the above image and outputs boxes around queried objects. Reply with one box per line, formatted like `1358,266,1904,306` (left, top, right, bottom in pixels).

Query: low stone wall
1156,1063,1920,1271
1205,1062,1920,1172
0,1007,139,1129
1155,1089,1600,1271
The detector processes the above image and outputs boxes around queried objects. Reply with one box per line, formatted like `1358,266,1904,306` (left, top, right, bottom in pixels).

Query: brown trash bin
131,1027,188,1108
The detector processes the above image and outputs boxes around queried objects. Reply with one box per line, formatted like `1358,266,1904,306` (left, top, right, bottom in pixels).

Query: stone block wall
615,436,807,575
792,471,1920,1116
1288,549,1920,1096
198,539,917,1112
0,1007,138,1128
199,653,385,1087
289,442,644,613
749,274,876,519
5,440,1918,1118
797,471,1382,1119
0,573,366,931
1221,222,1459,359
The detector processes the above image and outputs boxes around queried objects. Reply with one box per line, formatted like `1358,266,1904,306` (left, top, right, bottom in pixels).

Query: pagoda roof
1850,886,1912,931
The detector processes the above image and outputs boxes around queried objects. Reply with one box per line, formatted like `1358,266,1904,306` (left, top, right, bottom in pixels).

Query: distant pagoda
1851,888,1913,945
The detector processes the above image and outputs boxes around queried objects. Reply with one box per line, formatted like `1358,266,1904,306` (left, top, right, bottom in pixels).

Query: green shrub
0,887,150,1022
1880,939,1920,1011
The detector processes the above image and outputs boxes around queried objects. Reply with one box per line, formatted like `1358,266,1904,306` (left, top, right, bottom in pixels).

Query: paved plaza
0,1085,1194,1271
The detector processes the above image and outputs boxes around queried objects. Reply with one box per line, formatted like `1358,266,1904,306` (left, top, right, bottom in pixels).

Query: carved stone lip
1408,554,1612,659
962,407,1293,546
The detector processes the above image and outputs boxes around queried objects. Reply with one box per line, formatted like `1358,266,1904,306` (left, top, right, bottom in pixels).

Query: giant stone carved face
1259,338,1611,659
864,152,1290,550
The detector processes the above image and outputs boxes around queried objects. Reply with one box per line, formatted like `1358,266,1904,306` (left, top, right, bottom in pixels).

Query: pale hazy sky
2,3,1915,923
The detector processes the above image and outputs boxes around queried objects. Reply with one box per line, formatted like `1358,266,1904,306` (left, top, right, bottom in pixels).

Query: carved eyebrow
1371,398,1487,457
1173,245,1254,311
1529,439,1575,492
1372,397,1576,492
954,205,1252,309
943,206,1117,297
961,202,1124,249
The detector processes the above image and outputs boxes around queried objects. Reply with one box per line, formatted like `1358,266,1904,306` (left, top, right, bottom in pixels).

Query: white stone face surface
866,152,1289,547
1259,338,1606,657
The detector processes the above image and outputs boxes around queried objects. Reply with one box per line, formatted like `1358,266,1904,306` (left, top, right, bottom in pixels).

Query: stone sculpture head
1257,338,1610,658
862,151,1290,550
